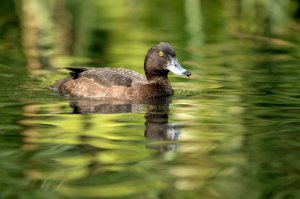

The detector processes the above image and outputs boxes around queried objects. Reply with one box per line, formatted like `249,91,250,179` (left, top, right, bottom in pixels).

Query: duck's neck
148,75,168,83
146,76,173,97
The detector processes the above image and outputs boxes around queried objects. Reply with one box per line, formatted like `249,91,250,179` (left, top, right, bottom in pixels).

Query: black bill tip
183,71,191,77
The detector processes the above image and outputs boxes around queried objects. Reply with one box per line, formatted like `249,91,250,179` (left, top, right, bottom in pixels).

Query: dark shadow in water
70,97,181,152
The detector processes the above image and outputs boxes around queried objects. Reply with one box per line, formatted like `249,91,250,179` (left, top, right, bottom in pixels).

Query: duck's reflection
70,99,142,114
143,98,180,152
70,97,181,151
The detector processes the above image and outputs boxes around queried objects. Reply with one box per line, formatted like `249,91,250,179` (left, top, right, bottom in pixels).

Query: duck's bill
167,57,191,77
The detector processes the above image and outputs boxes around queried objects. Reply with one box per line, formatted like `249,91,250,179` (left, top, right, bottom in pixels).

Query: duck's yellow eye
159,51,164,57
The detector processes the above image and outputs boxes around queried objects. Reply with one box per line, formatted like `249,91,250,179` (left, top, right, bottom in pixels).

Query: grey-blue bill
166,57,191,77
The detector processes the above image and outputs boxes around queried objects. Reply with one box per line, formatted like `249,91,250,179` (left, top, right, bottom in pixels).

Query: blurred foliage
0,0,299,70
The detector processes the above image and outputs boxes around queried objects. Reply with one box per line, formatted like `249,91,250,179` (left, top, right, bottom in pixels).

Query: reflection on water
14,89,299,199
70,99,143,114
16,97,187,198
143,98,181,152
71,97,181,153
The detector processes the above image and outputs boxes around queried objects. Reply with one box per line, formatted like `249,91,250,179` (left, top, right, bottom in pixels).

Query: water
0,0,300,198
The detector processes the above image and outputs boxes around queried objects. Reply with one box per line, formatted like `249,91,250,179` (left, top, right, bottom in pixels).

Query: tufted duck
53,42,191,100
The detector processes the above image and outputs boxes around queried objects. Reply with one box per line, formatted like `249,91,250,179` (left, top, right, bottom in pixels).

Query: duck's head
144,42,191,81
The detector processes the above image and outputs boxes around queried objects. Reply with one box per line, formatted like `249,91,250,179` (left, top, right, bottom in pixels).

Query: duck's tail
50,67,88,92
66,67,89,79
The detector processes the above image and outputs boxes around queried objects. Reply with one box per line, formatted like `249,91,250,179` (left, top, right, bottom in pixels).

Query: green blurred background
1,0,300,70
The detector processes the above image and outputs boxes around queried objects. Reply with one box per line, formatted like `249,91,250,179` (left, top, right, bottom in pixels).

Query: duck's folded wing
66,67,145,87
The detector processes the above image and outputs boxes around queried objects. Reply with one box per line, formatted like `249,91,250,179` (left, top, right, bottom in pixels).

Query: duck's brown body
53,42,190,100
53,67,173,100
